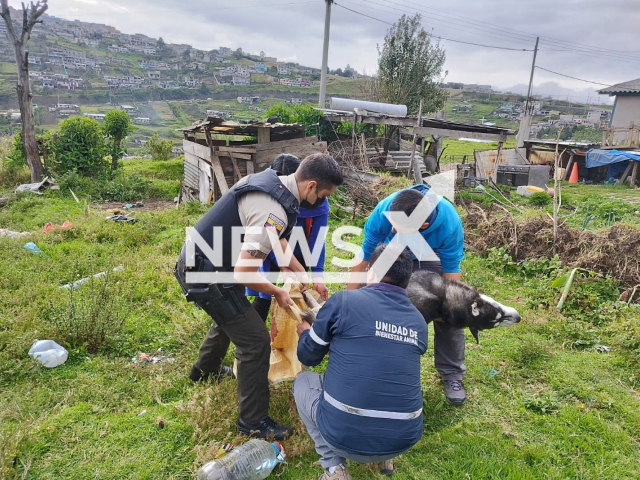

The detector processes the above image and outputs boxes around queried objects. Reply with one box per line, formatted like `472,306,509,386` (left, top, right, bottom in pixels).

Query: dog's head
465,293,521,343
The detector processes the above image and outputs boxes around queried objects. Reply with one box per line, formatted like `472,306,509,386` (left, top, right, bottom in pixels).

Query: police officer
174,153,343,440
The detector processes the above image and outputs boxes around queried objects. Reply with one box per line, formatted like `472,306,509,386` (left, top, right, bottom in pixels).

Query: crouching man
293,244,427,479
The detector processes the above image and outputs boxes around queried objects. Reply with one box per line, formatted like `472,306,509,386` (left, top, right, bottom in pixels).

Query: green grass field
1,159,640,479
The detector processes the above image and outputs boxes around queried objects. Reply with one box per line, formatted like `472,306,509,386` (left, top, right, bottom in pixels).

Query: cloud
23,0,640,100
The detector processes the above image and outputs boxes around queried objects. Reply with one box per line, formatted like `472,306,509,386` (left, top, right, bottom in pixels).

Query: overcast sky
23,0,640,104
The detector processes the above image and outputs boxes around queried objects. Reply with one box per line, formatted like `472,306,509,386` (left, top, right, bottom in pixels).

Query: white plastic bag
28,340,68,368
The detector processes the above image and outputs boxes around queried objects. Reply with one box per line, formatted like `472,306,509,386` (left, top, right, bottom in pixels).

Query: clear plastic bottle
197,439,285,480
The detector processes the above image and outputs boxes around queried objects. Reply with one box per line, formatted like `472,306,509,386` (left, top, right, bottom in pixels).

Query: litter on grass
24,242,43,255
28,339,68,368
595,345,612,353
0,228,30,238
44,221,72,233
131,348,175,365
15,176,60,194
106,214,138,224
61,265,124,290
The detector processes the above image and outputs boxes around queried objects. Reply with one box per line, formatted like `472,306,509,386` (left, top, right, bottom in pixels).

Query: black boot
189,365,234,383
236,416,293,441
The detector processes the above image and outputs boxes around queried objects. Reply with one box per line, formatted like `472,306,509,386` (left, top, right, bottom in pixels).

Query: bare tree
0,0,48,182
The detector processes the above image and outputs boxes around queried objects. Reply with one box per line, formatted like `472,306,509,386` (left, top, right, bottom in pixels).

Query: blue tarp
586,149,640,168
586,149,640,180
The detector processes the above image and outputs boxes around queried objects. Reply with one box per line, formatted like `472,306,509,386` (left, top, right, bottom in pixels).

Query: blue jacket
297,283,428,457
360,185,464,273
246,199,329,299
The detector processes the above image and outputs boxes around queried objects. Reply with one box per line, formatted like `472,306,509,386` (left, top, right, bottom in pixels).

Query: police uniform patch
264,213,285,235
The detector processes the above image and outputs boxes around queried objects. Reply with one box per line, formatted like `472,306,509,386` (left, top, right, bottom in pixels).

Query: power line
340,0,640,64
346,0,640,63
342,0,538,50
334,3,533,51
535,66,613,87
390,0,640,60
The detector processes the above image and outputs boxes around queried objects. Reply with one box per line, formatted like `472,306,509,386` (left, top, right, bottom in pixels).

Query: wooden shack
180,117,327,202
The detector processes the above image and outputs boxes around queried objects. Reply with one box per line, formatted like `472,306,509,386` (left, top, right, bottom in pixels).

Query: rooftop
598,78,640,95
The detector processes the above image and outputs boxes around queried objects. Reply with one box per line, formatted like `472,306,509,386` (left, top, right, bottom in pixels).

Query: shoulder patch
264,213,285,235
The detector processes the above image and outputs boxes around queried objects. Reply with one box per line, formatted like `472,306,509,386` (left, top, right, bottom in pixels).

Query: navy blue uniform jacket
297,283,428,456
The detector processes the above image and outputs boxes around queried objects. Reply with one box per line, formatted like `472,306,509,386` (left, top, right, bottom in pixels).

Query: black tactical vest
188,169,299,273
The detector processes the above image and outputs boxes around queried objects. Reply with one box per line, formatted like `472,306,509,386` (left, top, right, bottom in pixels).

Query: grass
1,160,640,479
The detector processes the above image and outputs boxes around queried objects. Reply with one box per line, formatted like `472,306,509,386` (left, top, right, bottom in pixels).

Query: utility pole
318,0,333,108
517,37,539,148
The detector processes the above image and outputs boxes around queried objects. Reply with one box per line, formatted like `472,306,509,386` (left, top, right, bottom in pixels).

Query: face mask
300,186,325,209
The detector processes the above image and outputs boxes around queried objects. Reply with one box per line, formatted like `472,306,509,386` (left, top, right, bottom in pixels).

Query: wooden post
409,99,424,184
246,157,255,175
257,127,271,144
228,151,243,181
630,161,638,186
350,113,357,162
493,141,504,183
617,160,634,186
563,152,575,181
204,128,229,199
361,133,369,170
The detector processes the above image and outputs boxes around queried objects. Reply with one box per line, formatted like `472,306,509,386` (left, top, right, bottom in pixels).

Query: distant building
254,62,268,73
120,105,138,114
147,71,161,80
232,76,250,86
289,98,303,105
133,117,150,124
237,96,260,104
277,65,290,76
85,113,106,121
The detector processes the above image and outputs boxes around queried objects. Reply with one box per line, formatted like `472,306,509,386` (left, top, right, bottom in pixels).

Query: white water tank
330,98,407,117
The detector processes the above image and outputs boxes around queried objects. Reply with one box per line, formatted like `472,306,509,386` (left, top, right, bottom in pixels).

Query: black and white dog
406,270,521,343
300,272,520,342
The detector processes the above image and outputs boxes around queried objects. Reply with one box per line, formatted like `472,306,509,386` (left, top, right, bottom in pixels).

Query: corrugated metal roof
598,78,640,95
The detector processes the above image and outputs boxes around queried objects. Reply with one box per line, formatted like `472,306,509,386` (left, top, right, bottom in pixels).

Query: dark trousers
194,301,271,425
413,260,466,381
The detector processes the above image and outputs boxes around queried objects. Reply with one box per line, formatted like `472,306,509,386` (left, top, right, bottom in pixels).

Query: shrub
42,268,126,354
148,132,173,161
53,117,108,175
529,191,552,206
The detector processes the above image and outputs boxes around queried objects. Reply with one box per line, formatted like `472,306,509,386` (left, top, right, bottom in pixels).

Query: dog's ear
469,326,480,344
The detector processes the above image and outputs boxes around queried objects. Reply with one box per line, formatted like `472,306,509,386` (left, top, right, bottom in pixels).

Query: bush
148,132,173,161
529,191,552,206
42,268,126,354
53,117,109,175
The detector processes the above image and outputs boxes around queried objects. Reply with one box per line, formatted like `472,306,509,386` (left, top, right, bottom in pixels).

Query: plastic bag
28,339,68,368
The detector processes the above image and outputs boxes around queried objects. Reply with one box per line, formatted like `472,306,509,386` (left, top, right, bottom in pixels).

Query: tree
182,46,192,61
157,37,166,50
103,110,134,171
1,0,49,182
375,14,447,115
148,132,173,161
53,117,108,175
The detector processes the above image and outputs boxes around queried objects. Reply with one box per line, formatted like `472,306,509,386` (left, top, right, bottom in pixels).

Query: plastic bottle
197,439,285,480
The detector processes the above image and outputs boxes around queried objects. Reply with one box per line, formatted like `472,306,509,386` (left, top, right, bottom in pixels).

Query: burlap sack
268,280,320,384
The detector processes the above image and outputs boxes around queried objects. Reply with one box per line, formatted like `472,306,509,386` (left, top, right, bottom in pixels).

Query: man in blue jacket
348,185,467,405
294,244,427,479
